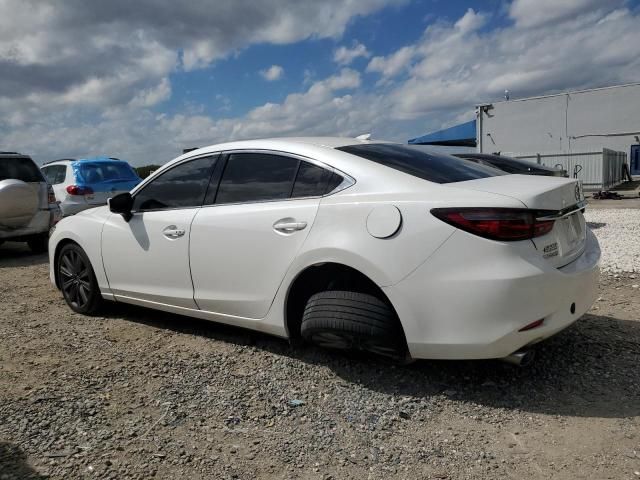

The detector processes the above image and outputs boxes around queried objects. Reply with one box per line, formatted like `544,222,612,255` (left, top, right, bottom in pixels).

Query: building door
631,145,640,176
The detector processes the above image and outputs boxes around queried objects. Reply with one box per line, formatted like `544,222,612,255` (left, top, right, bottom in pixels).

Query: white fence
507,148,627,191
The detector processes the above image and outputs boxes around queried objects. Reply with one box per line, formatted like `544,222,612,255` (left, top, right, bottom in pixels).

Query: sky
1,0,639,166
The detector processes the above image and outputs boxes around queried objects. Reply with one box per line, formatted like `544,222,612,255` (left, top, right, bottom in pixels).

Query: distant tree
135,165,162,179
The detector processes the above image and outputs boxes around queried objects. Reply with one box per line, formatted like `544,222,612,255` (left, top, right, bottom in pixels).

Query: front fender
48,208,111,293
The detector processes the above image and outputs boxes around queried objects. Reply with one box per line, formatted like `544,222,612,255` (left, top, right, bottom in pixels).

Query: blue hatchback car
41,157,142,216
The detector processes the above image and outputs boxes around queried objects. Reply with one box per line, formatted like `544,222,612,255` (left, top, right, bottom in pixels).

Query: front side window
215,153,299,204
132,155,217,211
42,165,67,184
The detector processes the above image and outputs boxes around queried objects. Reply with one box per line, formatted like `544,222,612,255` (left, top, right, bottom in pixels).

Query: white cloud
128,78,172,108
509,0,623,28
374,5,640,122
334,42,370,65
366,46,416,79
260,65,285,81
1,1,640,167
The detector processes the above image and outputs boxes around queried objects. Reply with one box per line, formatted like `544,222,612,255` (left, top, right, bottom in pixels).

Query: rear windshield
77,162,138,183
0,157,44,182
459,154,559,174
337,144,503,184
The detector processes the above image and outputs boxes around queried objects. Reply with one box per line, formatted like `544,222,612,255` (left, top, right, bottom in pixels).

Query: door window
42,165,67,184
132,156,217,211
291,161,333,198
215,153,299,204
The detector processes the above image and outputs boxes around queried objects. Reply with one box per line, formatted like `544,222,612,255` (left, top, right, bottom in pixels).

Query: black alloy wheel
57,244,102,314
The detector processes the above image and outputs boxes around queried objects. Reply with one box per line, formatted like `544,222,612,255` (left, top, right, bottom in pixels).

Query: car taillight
66,185,94,196
430,208,555,241
47,185,57,204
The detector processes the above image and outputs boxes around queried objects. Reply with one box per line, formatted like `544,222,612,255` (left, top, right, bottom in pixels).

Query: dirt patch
1,241,639,479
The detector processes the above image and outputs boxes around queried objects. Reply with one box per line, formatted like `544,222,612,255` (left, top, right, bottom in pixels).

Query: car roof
139,136,398,187
0,151,31,159
43,156,129,166
186,137,389,153
168,136,391,165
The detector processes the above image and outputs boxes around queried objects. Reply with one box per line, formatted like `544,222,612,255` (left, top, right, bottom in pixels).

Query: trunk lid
450,174,586,268
452,174,583,211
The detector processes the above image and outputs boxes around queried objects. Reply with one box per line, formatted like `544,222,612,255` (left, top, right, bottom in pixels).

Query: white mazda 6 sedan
49,137,600,364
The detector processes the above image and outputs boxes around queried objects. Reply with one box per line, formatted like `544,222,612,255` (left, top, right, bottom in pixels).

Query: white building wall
478,83,640,157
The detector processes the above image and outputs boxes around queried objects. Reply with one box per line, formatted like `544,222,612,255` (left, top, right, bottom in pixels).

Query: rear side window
215,153,299,204
0,157,44,182
337,144,502,184
132,156,217,211
78,162,139,183
291,161,333,198
42,165,67,184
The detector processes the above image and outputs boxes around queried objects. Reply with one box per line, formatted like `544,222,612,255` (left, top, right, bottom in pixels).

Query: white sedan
49,137,600,365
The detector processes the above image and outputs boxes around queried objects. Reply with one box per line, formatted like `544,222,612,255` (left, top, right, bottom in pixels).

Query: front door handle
273,219,308,233
163,225,186,239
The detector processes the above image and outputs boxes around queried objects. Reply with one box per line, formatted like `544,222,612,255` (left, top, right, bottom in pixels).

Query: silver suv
0,152,61,252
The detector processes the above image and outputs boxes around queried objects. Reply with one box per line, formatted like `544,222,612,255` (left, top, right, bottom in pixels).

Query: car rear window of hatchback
0,157,44,182
336,144,504,184
78,162,138,183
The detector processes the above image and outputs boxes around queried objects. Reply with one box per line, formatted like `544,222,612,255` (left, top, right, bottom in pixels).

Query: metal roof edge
488,82,640,105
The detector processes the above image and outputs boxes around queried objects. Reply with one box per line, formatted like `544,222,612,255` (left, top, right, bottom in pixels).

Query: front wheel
57,243,103,314
301,290,407,360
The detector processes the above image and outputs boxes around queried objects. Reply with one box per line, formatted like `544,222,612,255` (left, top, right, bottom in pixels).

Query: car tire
57,243,103,315
301,290,407,360
27,234,48,253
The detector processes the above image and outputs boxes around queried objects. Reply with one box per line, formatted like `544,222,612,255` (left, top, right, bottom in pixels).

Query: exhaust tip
501,348,535,367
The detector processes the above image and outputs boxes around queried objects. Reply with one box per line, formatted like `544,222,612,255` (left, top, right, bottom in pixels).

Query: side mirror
108,192,133,222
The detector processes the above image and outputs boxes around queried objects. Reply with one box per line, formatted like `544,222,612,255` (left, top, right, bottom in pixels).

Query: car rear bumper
383,228,600,360
60,199,97,216
0,210,51,240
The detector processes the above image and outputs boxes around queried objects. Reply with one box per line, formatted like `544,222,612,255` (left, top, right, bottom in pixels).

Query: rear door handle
273,220,307,233
163,225,185,239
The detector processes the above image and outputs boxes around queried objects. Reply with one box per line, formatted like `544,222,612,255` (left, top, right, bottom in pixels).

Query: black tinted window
216,153,298,204
292,161,332,198
337,144,502,184
133,156,216,211
0,157,44,182
42,165,67,184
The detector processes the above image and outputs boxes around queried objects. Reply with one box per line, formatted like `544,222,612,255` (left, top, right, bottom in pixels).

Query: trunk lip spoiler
536,200,587,221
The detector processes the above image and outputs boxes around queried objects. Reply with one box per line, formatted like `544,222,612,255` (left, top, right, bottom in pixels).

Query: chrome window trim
127,148,356,213
536,201,587,221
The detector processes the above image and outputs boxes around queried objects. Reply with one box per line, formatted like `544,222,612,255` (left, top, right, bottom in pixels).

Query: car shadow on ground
0,442,46,479
0,243,48,268
104,302,639,420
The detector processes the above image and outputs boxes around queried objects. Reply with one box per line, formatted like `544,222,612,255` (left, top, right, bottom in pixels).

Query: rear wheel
301,290,407,360
57,243,103,314
27,233,48,253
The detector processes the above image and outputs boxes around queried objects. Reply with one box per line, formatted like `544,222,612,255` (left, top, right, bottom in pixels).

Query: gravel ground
1,217,640,479
585,208,640,273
